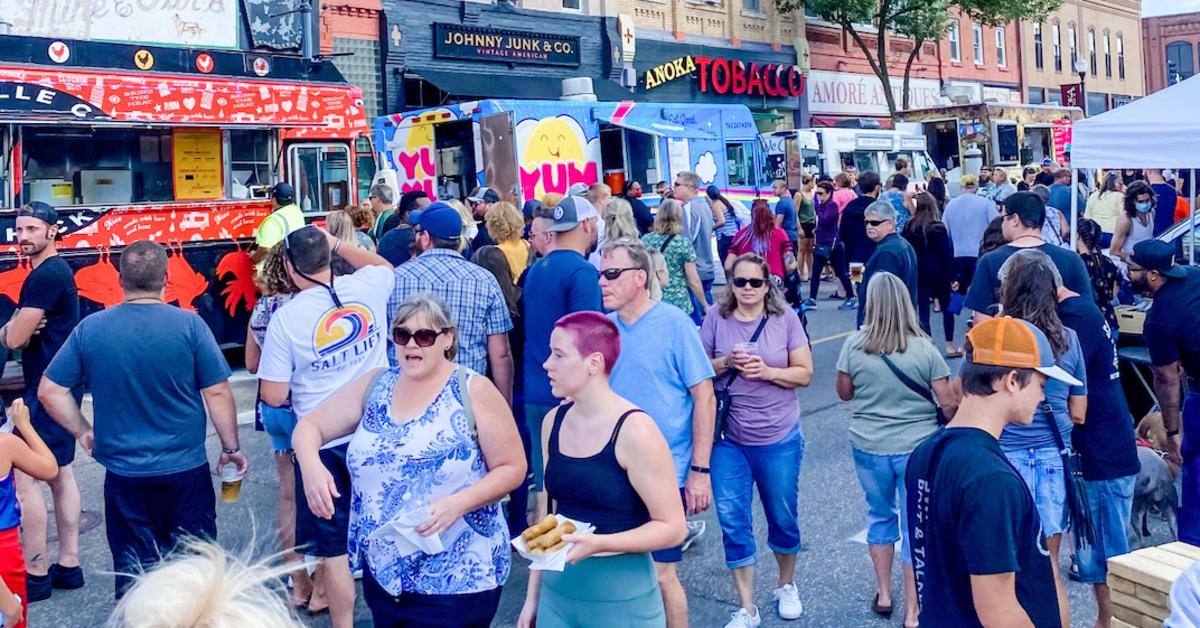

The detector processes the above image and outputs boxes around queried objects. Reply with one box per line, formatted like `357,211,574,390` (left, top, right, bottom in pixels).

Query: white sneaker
682,520,706,552
723,607,762,628
774,583,803,620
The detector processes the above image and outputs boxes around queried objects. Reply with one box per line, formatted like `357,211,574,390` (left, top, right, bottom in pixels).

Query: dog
1131,411,1180,549
174,14,205,37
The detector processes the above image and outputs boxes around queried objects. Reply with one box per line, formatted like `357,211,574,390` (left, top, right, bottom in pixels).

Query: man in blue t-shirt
523,196,602,508
1130,240,1200,544
907,317,1075,628
601,239,715,628
37,241,240,598
773,178,799,243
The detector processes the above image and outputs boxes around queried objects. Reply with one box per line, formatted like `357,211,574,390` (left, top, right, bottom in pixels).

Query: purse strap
658,234,677,252
720,315,771,386
879,353,938,409
1043,401,1068,456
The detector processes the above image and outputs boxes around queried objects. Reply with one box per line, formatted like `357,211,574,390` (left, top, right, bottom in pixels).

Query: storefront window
726,142,753,187
288,143,351,214
229,130,274,200
22,127,174,207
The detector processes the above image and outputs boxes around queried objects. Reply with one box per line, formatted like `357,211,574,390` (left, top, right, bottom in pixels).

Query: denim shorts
851,447,911,564
711,425,804,569
1004,446,1068,536
1075,474,1136,584
259,401,298,452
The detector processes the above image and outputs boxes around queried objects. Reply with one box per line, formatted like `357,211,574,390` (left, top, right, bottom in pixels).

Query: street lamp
1074,59,1089,116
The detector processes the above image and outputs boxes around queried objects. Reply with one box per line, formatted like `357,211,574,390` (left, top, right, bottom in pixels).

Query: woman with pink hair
725,199,794,283
519,312,686,628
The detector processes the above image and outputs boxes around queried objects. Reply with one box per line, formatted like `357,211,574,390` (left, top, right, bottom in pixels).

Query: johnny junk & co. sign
434,24,581,67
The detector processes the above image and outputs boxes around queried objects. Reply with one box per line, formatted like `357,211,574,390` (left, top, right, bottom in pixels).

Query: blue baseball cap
411,202,462,240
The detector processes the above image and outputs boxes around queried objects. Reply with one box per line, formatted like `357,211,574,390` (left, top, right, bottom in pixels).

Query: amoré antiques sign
433,24,581,67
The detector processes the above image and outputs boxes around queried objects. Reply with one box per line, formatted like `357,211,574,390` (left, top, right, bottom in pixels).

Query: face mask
1136,202,1152,213
630,189,642,198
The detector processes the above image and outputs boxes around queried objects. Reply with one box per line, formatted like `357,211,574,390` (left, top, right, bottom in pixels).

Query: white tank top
1121,213,1155,255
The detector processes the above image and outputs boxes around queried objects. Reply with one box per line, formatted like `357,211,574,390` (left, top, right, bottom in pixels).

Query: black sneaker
49,564,84,590
26,573,51,602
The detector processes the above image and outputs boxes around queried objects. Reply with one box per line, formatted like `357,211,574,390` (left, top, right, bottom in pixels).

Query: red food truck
0,62,370,344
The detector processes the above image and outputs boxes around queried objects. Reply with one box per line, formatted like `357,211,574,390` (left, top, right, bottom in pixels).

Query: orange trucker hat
966,317,1082,386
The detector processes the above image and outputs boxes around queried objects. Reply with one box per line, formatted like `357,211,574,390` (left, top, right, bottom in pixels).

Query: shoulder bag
1044,401,1096,549
713,316,770,443
361,367,476,437
879,354,948,426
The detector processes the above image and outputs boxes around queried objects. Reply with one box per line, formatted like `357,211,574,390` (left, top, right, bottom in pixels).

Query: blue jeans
690,279,716,325
1075,474,1136,584
259,401,297,452
1005,446,1068,536
711,426,804,569
1179,389,1200,546
852,447,911,563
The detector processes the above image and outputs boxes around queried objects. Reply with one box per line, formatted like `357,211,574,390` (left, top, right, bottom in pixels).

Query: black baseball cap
1002,192,1046,230
18,201,59,227
1131,240,1188,279
272,182,295,202
468,187,500,204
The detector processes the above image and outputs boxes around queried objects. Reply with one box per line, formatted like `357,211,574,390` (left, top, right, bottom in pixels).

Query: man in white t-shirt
258,225,393,628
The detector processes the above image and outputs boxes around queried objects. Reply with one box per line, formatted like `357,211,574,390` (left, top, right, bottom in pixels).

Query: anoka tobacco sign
643,55,805,98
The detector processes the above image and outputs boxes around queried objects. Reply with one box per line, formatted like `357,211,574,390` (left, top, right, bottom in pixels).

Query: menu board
173,129,224,201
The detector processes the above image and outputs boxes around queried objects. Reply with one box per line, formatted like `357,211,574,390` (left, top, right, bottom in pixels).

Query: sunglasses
732,277,766,288
864,219,890,227
601,267,640,281
392,327,446,347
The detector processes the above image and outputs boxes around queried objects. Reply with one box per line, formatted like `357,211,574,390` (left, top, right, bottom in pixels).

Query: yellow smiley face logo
526,117,584,164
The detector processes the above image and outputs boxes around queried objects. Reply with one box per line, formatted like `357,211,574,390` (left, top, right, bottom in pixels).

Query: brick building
1020,0,1144,112
1143,11,1200,93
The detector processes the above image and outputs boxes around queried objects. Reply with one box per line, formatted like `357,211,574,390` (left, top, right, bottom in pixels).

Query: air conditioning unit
943,84,976,105
562,77,598,102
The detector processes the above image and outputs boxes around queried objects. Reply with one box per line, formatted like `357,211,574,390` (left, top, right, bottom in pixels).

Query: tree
786,0,1060,119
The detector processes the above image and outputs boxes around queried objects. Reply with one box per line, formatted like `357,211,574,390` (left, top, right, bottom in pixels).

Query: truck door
287,142,352,213
479,112,519,204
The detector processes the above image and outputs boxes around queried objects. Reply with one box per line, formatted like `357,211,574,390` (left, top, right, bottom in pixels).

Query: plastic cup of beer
850,263,865,283
220,463,244,503
733,341,758,355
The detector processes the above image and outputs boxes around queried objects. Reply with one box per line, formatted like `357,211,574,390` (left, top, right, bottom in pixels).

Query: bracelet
690,465,710,474
1168,429,1181,437
222,446,241,454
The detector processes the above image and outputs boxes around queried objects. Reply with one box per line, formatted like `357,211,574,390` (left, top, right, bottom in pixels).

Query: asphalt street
22,280,1173,628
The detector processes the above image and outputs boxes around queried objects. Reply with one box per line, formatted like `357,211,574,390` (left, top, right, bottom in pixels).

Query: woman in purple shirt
700,254,814,627
806,181,854,309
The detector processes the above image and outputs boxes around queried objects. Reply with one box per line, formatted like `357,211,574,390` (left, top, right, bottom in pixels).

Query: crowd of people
0,159,1196,628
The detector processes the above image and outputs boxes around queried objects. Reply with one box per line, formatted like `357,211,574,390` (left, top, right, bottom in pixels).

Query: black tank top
545,403,652,535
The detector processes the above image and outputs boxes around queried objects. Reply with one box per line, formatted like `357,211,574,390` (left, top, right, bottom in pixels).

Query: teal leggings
538,553,665,628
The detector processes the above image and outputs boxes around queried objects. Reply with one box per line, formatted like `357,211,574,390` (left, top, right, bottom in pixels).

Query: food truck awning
595,113,719,139
411,68,645,103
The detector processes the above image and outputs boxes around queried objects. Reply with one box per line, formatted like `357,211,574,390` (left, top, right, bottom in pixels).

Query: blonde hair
587,183,611,207
391,292,459,361
652,199,685,236
604,198,640,242
107,540,302,628
859,272,928,355
324,210,356,244
646,248,666,301
484,201,524,243
541,193,565,209
445,199,474,253
255,243,295,296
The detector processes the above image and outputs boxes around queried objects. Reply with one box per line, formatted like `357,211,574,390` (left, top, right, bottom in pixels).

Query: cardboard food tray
511,514,594,572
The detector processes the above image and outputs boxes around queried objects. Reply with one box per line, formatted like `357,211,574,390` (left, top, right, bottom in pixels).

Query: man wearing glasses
857,201,918,328
1130,240,1200,543
674,171,717,318
257,226,394,628
964,192,1093,324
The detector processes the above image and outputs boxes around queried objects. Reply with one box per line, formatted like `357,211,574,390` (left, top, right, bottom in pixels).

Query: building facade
1143,11,1200,93
1019,0,1144,112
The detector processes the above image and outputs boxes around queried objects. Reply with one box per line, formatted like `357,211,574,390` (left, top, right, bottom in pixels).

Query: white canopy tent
1071,75,1199,263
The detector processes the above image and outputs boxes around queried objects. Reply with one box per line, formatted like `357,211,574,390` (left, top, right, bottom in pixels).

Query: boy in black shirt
907,317,1081,628
0,202,84,600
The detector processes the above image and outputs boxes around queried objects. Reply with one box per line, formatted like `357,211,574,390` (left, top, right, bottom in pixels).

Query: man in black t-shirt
965,192,1094,323
907,317,1079,628
1130,240,1200,546
0,201,84,600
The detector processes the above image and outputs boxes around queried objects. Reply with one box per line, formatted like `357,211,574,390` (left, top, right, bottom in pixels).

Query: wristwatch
690,465,710,474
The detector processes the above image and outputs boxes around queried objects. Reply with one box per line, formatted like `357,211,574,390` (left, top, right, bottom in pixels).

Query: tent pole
1070,167,1078,251
1191,169,1196,265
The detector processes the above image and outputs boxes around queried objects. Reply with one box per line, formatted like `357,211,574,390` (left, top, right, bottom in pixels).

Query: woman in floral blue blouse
294,293,526,628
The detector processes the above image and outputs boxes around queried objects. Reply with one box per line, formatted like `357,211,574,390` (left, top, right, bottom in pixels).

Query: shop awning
594,113,719,139
411,68,645,102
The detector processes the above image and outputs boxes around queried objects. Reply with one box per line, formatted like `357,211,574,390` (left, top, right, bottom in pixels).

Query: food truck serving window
23,127,175,206
726,142,754,187
229,130,275,200
288,143,351,214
